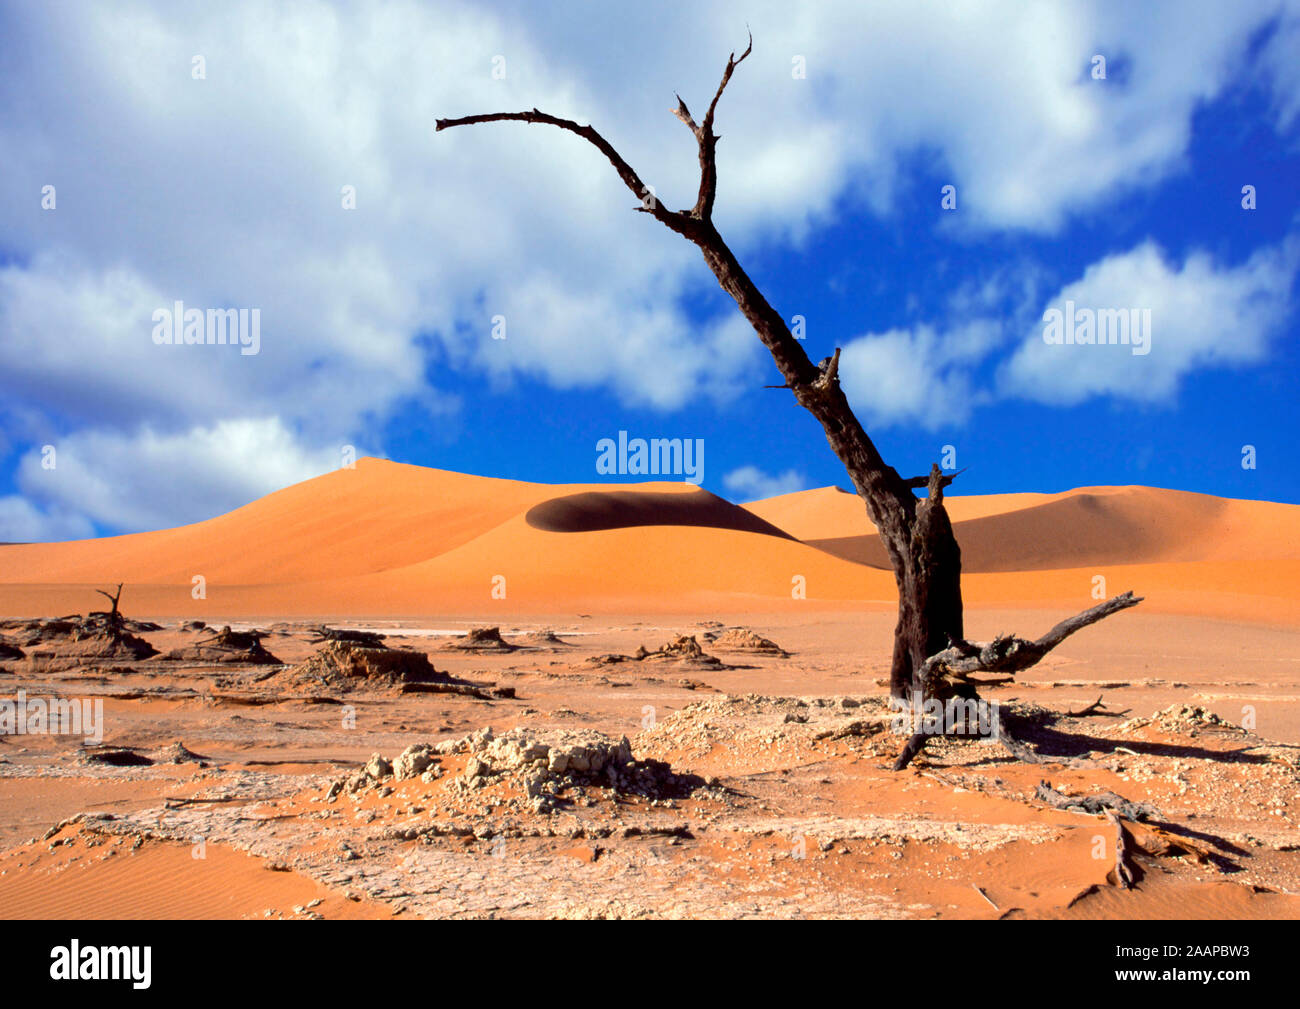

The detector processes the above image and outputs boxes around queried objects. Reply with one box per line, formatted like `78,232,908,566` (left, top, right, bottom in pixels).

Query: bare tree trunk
894,520,967,702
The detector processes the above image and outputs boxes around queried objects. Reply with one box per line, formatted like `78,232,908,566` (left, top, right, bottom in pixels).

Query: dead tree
437,35,1140,758
94,583,125,641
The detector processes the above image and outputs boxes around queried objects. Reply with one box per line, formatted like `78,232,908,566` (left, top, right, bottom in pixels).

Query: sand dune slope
747,485,1300,571
0,461,1295,620
0,460,775,585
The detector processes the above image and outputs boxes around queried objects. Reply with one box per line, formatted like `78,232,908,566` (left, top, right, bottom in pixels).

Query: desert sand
0,459,1297,919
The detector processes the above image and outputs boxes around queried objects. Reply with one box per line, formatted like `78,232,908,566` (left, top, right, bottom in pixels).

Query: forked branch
675,29,752,218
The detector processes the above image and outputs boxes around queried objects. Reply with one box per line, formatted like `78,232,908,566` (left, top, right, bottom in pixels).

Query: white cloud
15,419,351,533
1001,239,1297,405
838,320,1003,429
0,496,96,544
722,465,806,502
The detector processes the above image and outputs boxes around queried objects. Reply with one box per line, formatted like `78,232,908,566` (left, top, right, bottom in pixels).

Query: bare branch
903,467,966,490
690,29,754,219
702,29,753,137
94,582,125,641
671,95,698,134
1066,695,1131,718
1035,591,1145,653
435,38,919,551
94,582,123,609
435,109,698,238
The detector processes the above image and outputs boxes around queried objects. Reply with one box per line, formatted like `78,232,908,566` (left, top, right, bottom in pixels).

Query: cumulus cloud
0,496,96,544
1000,239,1297,405
14,419,352,533
838,320,1003,429
722,465,806,502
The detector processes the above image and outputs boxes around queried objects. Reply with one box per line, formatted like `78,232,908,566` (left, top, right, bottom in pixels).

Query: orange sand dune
0,460,762,585
0,461,556,584
0,460,1295,622
747,484,1300,572
743,485,1054,538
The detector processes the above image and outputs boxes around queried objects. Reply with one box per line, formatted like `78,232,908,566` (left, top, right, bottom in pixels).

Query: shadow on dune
526,489,796,538
808,490,1229,572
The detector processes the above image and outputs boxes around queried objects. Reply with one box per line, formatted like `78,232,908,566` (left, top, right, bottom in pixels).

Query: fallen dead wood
995,723,1051,766
399,681,515,700
1066,694,1131,718
1034,781,1155,821
233,813,302,823
1036,783,1215,888
1124,819,1216,865
211,691,346,706
163,795,279,807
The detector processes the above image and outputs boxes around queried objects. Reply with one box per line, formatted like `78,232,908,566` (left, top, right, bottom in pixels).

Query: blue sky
1,1,1298,541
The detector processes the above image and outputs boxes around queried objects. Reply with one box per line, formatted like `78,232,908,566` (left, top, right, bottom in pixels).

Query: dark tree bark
436,35,1136,730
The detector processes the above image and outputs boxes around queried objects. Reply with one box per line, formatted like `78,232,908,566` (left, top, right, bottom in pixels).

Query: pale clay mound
162,626,280,665
326,725,712,816
3,613,159,668
276,640,445,693
708,628,789,656
439,627,518,652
